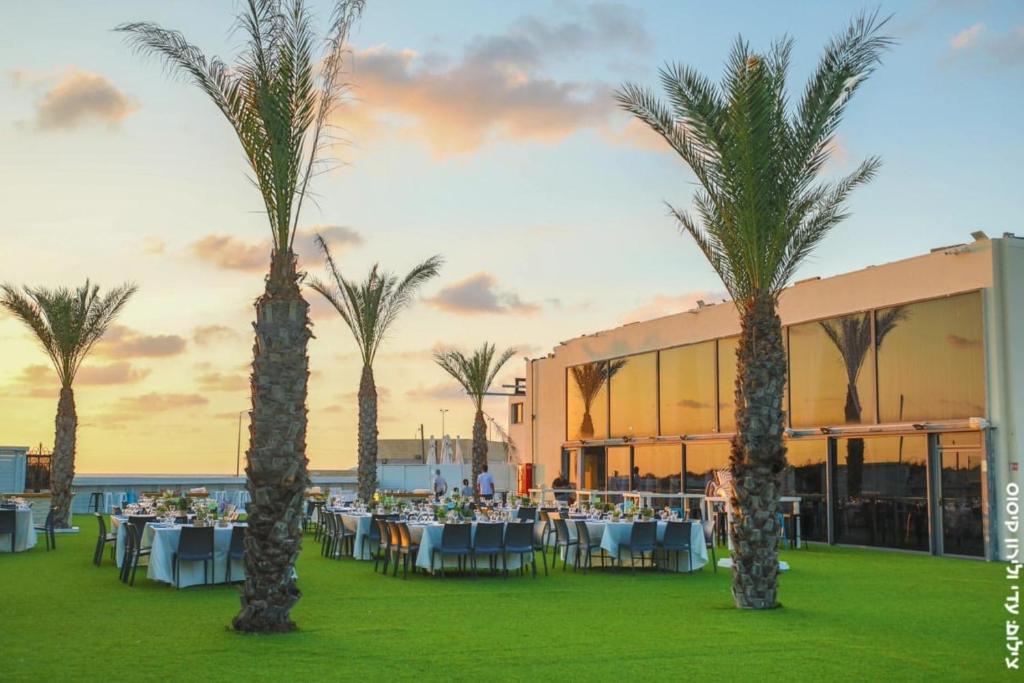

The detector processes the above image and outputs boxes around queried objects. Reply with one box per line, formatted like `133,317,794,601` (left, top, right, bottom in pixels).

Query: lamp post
440,408,449,437
235,410,245,477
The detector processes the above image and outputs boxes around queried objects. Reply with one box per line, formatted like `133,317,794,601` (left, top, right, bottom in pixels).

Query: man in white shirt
476,464,495,501
432,469,447,500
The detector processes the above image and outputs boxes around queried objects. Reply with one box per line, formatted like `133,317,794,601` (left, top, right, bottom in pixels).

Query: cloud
19,68,137,131
189,225,362,272
193,325,241,346
405,383,468,402
340,5,650,155
78,362,152,385
950,22,985,50
617,290,730,325
197,371,248,392
946,333,980,349
600,116,670,152
428,273,538,315
93,325,187,358
101,393,209,424
141,236,166,255
8,361,150,397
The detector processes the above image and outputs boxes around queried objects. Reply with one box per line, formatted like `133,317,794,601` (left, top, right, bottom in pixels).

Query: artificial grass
0,515,1010,681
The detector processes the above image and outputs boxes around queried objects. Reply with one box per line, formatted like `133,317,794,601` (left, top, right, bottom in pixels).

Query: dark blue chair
552,518,577,571
618,521,657,572
502,521,537,578
573,520,604,573
226,525,246,583
659,521,694,573
35,509,55,551
172,526,214,588
0,509,15,553
432,523,471,578
471,523,504,576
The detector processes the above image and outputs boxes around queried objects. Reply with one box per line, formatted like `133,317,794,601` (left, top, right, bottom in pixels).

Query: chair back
95,512,107,537
386,520,401,548
177,525,214,556
573,520,592,546
701,519,715,545
374,518,389,547
112,506,122,516
503,521,532,550
0,502,16,510
397,522,414,549
41,508,55,531
532,520,547,549
553,518,571,544
0,509,15,534
663,521,693,549
473,522,503,551
128,515,151,538
630,521,657,551
516,507,537,522
441,522,471,551
229,525,246,556
325,511,338,536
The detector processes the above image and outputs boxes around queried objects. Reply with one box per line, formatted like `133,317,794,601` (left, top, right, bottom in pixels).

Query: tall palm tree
0,281,136,528
820,307,906,496
434,343,516,491
117,0,364,633
570,360,625,438
309,237,442,502
616,13,892,609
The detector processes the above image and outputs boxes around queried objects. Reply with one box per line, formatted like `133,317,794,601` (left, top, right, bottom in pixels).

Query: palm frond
434,343,516,411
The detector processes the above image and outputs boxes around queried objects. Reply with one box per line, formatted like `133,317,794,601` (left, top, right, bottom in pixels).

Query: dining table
0,507,37,553
412,521,529,574
559,518,709,572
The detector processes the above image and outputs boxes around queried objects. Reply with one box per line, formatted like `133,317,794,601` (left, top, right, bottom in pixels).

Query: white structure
0,446,28,493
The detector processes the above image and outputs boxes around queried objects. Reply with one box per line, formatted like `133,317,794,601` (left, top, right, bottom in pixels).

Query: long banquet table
0,508,37,553
413,521,528,574
560,518,708,572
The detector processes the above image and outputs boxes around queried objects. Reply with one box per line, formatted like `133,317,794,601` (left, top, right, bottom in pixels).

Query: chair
472,523,504,577
111,506,122,516
0,509,15,553
386,522,402,577
617,522,657,572
551,518,577,571
172,526,215,588
34,508,56,551
226,525,245,583
516,507,537,522
93,513,118,566
372,518,391,574
320,511,339,558
701,519,717,573
432,523,472,578
365,514,392,561
573,520,604,573
502,522,537,578
394,522,420,579
531,520,549,576
659,521,694,574
120,522,151,586
304,500,316,533
783,510,804,550
87,492,104,513
539,509,559,548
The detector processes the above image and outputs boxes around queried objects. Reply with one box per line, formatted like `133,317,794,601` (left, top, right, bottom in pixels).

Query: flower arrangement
641,507,654,520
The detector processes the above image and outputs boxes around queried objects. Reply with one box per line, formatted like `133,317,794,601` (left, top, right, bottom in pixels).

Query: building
508,234,1024,561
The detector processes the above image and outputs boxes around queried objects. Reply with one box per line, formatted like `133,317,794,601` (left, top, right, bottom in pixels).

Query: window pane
659,342,716,435
789,313,876,428
779,440,828,542
633,444,682,494
877,293,985,422
833,435,929,551
581,446,606,490
566,362,609,440
607,446,631,492
939,432,984,557
718,337,738,432
685,442,731,494
609,352,657,438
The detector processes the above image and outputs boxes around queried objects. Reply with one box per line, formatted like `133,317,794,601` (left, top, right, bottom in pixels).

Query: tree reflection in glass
570,360,625,438
820,307,907,497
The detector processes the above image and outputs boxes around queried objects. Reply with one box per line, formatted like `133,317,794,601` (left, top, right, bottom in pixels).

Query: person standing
432,469,448,500
460,479,473,498
476,464,495,501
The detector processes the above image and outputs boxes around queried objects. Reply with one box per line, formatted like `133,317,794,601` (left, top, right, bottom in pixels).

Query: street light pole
440,408,449,437
236,410,244,477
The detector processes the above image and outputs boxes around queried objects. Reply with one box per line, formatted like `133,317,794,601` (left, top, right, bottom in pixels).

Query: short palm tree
117,0,364,633
309,237,442,503
0,281,136,528
820,307,906,496
434,343,516,491
569,360,625,438
616,13,892,609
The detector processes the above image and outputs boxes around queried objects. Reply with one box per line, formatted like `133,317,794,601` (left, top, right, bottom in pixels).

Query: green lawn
0,515,1010,681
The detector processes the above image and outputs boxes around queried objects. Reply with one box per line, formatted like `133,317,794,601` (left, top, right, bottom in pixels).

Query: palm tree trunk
472,409,487,494
843,384,865,497
234,249,311,634
357,364,378,502
50,386,77,529
729,294,787,610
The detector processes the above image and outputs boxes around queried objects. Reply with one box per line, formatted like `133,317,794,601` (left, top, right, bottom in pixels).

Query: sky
0,0,1021,474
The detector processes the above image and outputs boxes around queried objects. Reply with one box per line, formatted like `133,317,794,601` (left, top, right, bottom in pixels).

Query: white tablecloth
557,519,707,572
144,523,244,588
414,522,531,574
0,508,37,553
111,515,158,567
340,513,375,560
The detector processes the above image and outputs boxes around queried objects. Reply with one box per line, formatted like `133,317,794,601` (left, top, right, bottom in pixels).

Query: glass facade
607,446,631,492
659,341,716,435
633,444,683,494
833,435,929,551
877,293,985,423
566,362,609,440
717,337,739,433
789,314,876,428
938,432,984,557
609,352,657,438
780,440,829,543
684,442,731,494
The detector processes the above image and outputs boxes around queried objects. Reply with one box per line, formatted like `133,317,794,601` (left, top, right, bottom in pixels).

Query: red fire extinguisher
517,463,534,495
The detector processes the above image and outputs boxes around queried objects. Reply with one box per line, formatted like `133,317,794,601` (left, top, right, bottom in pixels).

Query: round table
0,508,37,553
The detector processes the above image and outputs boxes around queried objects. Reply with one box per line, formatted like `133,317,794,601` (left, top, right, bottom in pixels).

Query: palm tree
569,360,625,438
117,0,364,633
434,343,516,491
616,13,892,609
0,281,136,528
821,307,906,496
309,237,442,502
